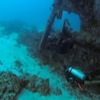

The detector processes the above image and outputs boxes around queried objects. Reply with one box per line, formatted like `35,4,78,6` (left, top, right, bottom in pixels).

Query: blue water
0,1,94,100
53,11,81,31
0,0,53,30
0,0,80,31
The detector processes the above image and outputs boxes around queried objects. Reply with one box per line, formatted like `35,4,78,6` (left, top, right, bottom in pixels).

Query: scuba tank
65,66,100,91
65,67,87,84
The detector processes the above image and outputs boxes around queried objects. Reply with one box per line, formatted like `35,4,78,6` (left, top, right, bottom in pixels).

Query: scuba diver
65,66,100,91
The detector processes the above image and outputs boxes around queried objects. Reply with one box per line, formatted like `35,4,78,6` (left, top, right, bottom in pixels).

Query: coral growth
0,72,23,100
26,75,50,95
0,72,57,99
18,28,42,56
31,25,100,79
15,60,22,68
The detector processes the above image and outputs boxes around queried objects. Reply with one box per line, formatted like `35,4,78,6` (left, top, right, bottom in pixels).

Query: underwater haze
0,0,80,31
0,0,90,100
0,0,54,31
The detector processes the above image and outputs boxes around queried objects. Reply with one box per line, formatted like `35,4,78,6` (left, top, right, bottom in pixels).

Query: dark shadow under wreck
38,0,100,97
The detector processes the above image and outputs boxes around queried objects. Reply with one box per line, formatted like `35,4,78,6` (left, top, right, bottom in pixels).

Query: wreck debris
38,0,100,71
0,72,61,99
94,0,100,23
26,75,50,96
39,0,100,49
39,0,63,50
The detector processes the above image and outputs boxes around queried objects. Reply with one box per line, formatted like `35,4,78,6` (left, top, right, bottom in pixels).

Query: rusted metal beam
39,0,63,50
39,10,56,50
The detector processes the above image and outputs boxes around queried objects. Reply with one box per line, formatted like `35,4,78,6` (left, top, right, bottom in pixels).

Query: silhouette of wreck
38,0,100,83
39,0,100,50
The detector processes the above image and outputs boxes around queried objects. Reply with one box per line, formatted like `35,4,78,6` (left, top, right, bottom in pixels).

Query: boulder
94,0,100,23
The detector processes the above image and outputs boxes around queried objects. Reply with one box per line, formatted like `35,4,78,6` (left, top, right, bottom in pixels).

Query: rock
53,87,62,95
38,79,50,95
14,60,22,68
0,72,24,100
94,0,100,23
26,75,50,95
95,38,100,44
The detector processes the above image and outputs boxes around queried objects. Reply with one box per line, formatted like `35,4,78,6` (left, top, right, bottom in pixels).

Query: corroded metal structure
39,0,99,50
39,0,63,49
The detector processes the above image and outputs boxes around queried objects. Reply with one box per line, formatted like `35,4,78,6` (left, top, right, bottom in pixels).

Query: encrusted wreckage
39,0,100,49
0,72,52,100
39,0,100,73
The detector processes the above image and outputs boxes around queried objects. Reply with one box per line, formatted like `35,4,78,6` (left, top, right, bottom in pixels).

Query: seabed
0,25,99,100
